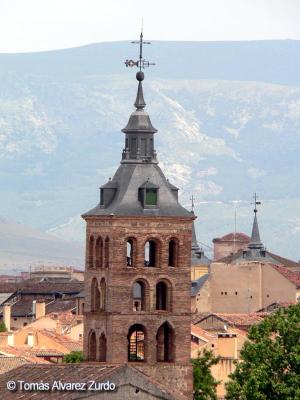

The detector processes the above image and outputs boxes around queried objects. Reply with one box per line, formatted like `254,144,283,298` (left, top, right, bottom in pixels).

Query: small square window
145,189,157,205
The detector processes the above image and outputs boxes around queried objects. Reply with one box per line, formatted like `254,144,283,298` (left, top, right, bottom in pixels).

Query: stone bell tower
82,33,193,398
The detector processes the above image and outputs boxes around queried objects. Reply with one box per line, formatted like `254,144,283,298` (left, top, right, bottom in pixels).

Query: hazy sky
0,0,300,53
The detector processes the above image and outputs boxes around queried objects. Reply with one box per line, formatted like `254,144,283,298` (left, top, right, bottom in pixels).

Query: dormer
138,180,159,208
167,180,179,200
100,179,118,208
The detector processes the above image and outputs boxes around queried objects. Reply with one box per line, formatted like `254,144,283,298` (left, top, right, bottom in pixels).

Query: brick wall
83,215,193,399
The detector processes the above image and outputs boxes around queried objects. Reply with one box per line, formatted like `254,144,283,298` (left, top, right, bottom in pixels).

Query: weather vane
252,193,261,213
124,29,155,71
190,194,195,212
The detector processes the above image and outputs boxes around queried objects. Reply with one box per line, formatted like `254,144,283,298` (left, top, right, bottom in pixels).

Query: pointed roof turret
134,74,146,110
233,194,269,262
82,31,192,219
248,212,263,249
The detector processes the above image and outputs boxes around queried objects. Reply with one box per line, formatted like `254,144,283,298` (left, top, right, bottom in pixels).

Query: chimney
217,333,238,359
27,332,34,347
7,332,14,346
3,304,11,332
35,301,46,319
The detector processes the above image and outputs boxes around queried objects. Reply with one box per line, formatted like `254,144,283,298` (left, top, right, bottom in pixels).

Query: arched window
95,237,103,268
132,280,147,311
126,239,133,267
88,330,97,361
91,278,100,312
104,237,109,268
128,324,146,362
156,322,174,362
168,239,177,267
99,332,107,362
156,281,168,310
88,236,95,268
144,240,157,267
100,278,106,311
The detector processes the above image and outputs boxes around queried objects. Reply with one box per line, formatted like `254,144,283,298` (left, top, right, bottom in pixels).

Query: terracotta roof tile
0,356,29,374
271,264,300,287
195,312,269,329
191,325,216,341
213,232,250,243
0,280,83,295
0,346,50,364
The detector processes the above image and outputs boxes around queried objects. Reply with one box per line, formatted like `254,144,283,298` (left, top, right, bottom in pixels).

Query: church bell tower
82,32,193,398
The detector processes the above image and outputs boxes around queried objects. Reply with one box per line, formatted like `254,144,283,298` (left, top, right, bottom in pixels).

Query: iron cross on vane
124,31,155,71
252,193,261,213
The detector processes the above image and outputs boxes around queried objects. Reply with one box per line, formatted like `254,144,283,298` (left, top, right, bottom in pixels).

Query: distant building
29,265,84,282
0,280,83,330
207,209,300,314
213,232,250,261
191,323,248,399
191,215,211,281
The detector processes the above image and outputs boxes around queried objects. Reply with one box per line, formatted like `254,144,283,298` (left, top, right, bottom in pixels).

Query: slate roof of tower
83,70,191,219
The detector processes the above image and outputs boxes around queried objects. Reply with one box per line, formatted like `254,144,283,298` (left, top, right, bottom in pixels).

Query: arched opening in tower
104,237,110,268
144,240,156,267
168,239,177,267
128,324,146,362
100,278,106,310
88,330,97,361
95,236,103,268
88,236,95,268
91,277,100,311
99,332,107,362
132,280,146,311
156,322,174,362
156,281,168,310
127,239,133,266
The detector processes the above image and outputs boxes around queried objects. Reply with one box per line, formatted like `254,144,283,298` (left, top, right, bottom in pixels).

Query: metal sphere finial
136,71,144,81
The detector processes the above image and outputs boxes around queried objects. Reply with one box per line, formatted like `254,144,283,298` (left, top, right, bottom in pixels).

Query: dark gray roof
248,212,263,250
83,73,191,219
122,109,157,134
83,163,192,218
232,209,271,262
191,274,209,297
191,213,211,265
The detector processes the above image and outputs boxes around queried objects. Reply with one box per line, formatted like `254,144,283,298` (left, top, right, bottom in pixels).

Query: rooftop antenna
124,24,155,71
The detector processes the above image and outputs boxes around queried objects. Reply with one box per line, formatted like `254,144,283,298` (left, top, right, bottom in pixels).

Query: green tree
63,351,83,363
226,304,300,400
0,321,7,332
193,349,220,400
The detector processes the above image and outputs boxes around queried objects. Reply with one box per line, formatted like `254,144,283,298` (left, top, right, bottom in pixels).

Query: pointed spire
248,212,263,249
191,211,200,251
134,73,146,110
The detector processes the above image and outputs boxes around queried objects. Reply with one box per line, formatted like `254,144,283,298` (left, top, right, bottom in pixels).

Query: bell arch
88,329,97,361
128,324,146,362
95,236,103,268
156,322,175,362
91,277,100,312
99,332,107,362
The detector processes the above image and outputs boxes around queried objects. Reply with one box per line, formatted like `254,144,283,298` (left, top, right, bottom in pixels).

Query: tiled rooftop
271,264,300,287
0,280,84,295
0,364,187,399
0,356,28,374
